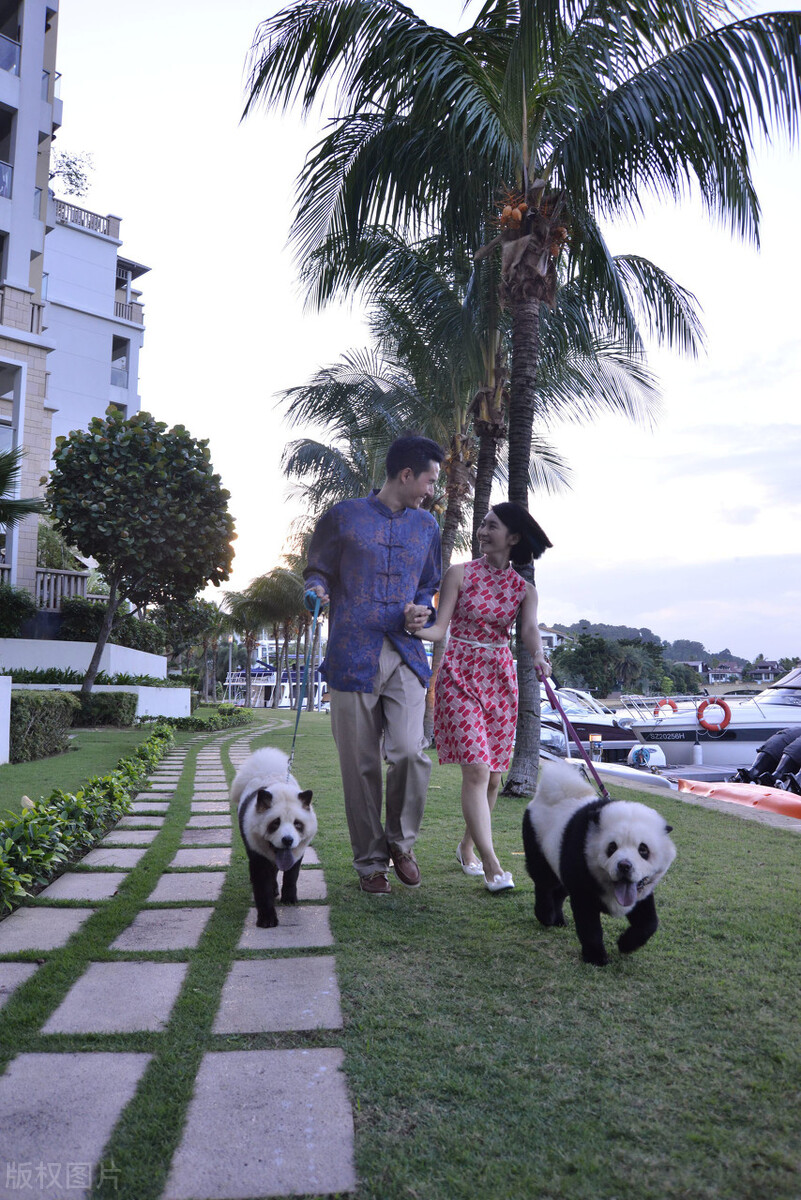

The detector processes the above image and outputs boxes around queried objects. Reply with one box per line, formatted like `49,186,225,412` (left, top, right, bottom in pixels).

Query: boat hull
633,719,801,767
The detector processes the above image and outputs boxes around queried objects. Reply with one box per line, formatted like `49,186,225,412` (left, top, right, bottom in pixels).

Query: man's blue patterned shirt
304,492,441,692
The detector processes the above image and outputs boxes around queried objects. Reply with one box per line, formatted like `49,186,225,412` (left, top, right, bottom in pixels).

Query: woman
409,502,551,891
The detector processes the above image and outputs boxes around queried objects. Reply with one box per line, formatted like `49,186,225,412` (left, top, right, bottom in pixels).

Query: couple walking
304,434,552,895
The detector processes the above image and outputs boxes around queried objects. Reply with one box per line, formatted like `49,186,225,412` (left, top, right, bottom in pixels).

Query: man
304,434,444,894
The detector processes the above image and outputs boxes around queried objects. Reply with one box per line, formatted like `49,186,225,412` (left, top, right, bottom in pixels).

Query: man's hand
403,602,430,634
304,586,329,612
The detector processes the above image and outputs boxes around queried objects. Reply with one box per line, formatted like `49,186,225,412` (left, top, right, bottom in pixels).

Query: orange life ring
697,697,732,733
653,698,678,717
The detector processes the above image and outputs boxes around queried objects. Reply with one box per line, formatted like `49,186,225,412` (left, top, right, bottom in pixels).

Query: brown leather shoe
391,849,421,888
359,872,391,895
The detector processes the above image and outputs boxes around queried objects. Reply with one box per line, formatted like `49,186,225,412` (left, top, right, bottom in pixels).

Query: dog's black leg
248,852,279,927
570,897,608,966
523,813,567,927
617,893,658,954
280,855,303,905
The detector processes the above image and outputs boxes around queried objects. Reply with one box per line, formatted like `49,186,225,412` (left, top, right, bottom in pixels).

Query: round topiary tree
47,407,236,694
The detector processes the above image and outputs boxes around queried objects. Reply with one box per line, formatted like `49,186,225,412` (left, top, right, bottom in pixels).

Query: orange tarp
677,778,801,820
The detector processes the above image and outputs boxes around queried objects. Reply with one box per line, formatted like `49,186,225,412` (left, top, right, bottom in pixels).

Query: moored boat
621,668,801,767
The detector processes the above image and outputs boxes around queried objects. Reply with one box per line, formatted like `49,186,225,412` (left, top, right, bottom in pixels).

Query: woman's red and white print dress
434,557,528,770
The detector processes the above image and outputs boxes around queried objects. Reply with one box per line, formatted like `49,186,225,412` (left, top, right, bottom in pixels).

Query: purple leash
541,675,612,802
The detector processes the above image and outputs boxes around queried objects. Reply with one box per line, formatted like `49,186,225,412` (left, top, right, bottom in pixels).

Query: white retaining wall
0,639,168,679
0,676,10,765
12,684,191,719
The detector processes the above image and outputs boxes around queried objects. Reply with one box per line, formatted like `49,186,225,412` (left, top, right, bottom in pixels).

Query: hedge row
9,692,80,764
0,722,175,912
6,667,188,687
140,703,254,732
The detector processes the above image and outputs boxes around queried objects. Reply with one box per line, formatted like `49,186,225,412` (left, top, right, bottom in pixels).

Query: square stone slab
162,1049,356,1200
0,1052,151,1198
130,801,169,813
81,848,147,869
170,848,231,869
303,846,320,865
0,907,93,953
134,794,173,803
213,957,342,1033
187,815,232,828
117,815,165,828
147,873,225,903
145,783,176,791
238,906,333,950
37,872,128,901
110,908,214,951
180,828,232,846
0,963,38,1011
297,870,327,901
101,829,159,846
42,962,188,1033
191,791,228,800
191,802,230,813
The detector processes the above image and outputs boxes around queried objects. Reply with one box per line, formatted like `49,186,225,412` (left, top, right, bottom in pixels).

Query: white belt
450,636,507,649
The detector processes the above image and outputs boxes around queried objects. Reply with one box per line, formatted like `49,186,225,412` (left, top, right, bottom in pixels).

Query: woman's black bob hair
490,502,552,565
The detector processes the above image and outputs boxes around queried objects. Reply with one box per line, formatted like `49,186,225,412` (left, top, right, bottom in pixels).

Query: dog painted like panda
231,747,317,928
523,758,676,965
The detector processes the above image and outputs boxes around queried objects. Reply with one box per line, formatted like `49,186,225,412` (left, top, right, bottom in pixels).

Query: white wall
0,675,10,765
0,638,167,678
12,683,190,718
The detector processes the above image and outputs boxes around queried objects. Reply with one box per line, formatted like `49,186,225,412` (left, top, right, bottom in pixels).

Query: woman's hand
403,603,430,634
532,653,552,680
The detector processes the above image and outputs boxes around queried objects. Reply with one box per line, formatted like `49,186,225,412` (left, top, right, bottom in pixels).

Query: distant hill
551,622,748,666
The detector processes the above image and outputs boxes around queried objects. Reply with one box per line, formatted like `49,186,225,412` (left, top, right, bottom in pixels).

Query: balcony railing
0,562,10,585
110,366,129,388
114,299,144,324
41,68,50,100
54,200,119,238
35,568,90,611
0,33,20,75
33,186,42,219
0,161,12,200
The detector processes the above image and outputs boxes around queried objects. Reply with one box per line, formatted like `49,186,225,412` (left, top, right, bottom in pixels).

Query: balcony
54,200,120,239
0,160,11,199
114,299,144,324
0,33,20,76
35,567,90,611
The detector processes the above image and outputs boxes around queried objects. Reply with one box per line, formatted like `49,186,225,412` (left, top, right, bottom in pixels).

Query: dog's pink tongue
275,848,297,872
615,880,638,908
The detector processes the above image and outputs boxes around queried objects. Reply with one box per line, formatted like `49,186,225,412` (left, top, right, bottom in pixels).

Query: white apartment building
0,0,148,611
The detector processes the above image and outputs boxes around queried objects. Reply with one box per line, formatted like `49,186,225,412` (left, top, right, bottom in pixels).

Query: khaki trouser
330,639,431,877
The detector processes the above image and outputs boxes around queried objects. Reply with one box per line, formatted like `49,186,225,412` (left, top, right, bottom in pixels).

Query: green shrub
7,667,186,687
0,583,37,637
74,691,137,728
9,692,80,763
141,703,253,732
57,596,166,653
0,722,174,910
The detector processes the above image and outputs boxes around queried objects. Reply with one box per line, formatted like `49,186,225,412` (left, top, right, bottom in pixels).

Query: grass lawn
0,713,799,1200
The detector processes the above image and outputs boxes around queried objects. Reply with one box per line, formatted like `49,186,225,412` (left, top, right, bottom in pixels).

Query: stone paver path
0,725,356,1199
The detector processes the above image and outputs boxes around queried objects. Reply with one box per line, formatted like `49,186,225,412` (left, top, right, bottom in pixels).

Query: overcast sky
54,0,800,661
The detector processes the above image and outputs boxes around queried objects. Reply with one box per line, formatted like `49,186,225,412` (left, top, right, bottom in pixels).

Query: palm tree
0,446,44,531
245,569,306,707
245,0,800,791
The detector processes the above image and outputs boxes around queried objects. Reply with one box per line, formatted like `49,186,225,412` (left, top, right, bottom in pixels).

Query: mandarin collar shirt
304,491,441,692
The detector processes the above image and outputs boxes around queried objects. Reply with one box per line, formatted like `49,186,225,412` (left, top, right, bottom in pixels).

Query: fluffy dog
522,758,676,965
231,747,317,928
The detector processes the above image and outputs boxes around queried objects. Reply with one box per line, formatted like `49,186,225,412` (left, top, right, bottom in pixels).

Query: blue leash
287,593,323,779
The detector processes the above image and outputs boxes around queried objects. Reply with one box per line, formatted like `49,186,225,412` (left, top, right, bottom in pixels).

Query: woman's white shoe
484,870,515,892
456,845,484,877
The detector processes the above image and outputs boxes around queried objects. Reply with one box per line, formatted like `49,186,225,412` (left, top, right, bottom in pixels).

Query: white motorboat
620,668,801,768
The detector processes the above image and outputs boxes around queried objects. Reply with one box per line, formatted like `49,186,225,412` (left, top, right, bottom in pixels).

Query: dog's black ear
298,789,314,808
589,808,601,825
665,824,673,833
255,788,273,812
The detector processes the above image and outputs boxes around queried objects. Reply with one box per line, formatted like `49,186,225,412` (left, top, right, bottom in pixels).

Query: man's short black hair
385,434,444,479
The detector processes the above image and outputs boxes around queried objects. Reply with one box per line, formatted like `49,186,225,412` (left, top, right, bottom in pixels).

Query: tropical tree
48,408,235,695
246,0,801,790
0,446,43,532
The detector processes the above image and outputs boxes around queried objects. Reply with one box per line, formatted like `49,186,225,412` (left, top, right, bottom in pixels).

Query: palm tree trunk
472,429,500,557
502,294,542,797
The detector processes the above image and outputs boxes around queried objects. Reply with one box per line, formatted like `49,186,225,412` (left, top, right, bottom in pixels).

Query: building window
110,336,129,388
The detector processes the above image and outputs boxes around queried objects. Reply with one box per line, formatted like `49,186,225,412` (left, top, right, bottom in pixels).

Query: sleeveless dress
434,557,528,771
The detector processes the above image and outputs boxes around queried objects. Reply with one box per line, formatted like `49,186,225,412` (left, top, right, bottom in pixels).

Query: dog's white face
244,783,317,872
584,801,676,914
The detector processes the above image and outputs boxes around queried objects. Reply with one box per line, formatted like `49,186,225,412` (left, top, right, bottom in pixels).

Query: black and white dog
523,759,676,965
231,748,317,928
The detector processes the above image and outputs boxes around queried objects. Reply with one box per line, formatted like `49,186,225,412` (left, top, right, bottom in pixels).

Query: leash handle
542,675,612,802
287,595,322,778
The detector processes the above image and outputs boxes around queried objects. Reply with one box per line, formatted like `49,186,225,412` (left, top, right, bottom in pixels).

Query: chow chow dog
522,758,676,965
231,747,317,928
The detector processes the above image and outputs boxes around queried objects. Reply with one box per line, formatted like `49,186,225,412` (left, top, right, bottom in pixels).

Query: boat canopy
755,667,801,706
